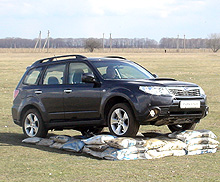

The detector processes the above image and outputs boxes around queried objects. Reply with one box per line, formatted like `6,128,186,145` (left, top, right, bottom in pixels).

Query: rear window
23,67,42,85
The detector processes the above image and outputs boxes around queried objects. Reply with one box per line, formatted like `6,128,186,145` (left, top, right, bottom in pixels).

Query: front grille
167,87,200,97
170,111,203,115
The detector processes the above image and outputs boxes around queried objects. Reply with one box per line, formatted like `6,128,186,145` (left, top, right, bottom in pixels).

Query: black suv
12,55,209,137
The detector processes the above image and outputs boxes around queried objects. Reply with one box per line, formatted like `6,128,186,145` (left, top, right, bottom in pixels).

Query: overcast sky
0,0,219,41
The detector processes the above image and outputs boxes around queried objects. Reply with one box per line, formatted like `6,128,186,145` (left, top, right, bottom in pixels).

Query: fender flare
18,96,49,123
100,87,139,122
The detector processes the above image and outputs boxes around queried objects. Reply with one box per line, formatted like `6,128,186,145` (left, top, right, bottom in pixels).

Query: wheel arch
19,104,44,126
21,105,48,138
102,95,136,125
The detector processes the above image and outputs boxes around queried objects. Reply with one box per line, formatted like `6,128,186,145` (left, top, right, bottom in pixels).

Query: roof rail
32,54,87,66
105,56,126,60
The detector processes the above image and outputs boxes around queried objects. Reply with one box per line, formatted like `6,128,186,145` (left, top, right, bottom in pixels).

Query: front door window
69,62,93,84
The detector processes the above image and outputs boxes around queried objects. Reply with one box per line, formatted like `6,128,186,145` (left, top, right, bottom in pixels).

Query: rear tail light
13,89,19,100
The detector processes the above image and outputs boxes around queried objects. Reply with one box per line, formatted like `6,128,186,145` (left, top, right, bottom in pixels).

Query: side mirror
152,74,158,78
82,73,96,83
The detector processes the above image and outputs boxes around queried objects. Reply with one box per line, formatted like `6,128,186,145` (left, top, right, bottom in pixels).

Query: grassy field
0,50,220,181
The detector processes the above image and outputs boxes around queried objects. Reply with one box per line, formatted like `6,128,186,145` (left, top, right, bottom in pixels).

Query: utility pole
102,33,105,51
177,34,179,52
34,31,42,52
39,31,41,51
183,34,186,53
47,30,50,52
43,30,50,52
34,34,39,50
110,33,112,52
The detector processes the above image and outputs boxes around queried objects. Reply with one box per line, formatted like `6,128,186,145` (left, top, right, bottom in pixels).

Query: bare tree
207,33,220,52
84,38,101,52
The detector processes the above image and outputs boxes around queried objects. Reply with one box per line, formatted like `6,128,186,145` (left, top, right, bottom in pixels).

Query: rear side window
23,67,42,85
43,64,65,85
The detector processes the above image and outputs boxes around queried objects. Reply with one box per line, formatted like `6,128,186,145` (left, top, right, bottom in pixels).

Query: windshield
92,60,154,80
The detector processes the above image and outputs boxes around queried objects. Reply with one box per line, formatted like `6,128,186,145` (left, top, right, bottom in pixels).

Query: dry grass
0,49,220,181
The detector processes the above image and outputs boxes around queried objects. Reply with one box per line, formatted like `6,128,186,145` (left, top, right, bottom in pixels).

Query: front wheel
108,103,139,137
22,109,48,138
168,123,197,133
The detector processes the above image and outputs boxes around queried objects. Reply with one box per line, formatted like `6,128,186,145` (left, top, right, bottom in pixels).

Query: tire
168,123,197,133
22,109,48,138
108,103,139,137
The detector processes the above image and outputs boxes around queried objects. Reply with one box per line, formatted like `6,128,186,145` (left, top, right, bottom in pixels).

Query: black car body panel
12,55,209,136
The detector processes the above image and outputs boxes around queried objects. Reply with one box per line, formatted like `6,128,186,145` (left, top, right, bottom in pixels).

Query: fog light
206,110,209,115
147,108,160,121
150,110,156,117
205,108,209,116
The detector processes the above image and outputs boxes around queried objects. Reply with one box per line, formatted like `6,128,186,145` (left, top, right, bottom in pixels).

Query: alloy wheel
24,113,39,137
110,108,129,135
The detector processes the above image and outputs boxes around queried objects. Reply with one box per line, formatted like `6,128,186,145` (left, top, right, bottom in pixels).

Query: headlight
139,86,171,96
199,87,205,96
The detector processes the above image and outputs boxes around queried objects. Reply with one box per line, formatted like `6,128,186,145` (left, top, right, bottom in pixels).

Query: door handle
64,89,72,93
35,90,42,94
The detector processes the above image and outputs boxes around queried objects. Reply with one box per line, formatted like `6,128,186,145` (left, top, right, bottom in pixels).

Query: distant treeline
0,37,209,49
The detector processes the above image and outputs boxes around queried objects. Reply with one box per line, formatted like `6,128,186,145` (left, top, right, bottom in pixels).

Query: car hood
127,78,199,87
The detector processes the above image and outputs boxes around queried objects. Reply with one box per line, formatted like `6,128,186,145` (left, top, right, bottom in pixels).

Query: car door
64,62,101,121
36,63,66,120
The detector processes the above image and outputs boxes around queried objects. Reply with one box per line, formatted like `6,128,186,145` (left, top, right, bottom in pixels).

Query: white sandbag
83,147,152,160
82,135,115,145
22,137,42,144
82,147,103,158
85,144,109,152
104,152,152,161
104,146,147,155
147,149,173,159
49,142,64,149
143,138,165,149
187,144,218,151
187,148,217,155
62,139,85,152
50,135,71,143
84,146,148,160
172,150,187,156
186,138,219,146
168,130,217,142
105,137,145,149
157,139,186,152
36,139,54,146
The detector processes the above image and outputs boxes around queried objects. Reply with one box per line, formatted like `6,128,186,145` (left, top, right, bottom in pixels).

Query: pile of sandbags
22,130,219,161
168,130,219,155
22,135,86,152
82,135,151,160
144,137,187,159
81,135,187,160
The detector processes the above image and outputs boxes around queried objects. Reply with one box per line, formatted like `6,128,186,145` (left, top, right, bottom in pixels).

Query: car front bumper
138,96,208,125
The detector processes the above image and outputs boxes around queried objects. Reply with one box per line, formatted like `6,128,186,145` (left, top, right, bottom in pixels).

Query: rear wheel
22,109,48,138
108,103,139,137
168,123,197,133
